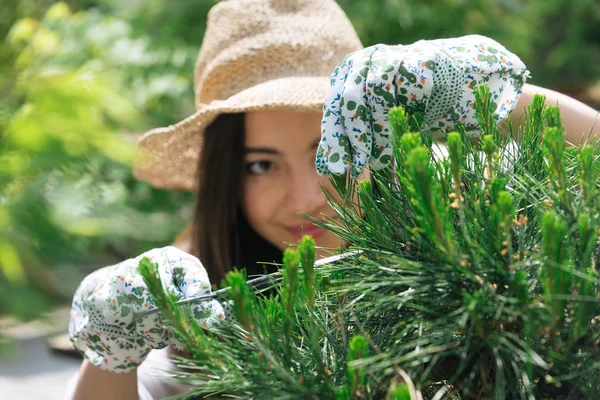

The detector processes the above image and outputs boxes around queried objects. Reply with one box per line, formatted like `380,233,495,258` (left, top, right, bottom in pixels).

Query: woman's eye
245,160,272,175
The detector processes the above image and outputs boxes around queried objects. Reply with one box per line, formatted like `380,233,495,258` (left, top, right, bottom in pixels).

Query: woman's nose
284,169,328,215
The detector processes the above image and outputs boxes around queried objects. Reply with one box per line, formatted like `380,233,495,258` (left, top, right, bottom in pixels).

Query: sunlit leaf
45,2,71,22
30,27,60,56
0,242,26,285
6,18,39,46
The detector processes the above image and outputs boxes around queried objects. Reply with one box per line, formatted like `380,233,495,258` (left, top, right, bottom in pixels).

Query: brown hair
194,113,282,285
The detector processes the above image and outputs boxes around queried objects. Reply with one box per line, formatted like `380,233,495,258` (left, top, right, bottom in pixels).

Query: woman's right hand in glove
68,246,224,373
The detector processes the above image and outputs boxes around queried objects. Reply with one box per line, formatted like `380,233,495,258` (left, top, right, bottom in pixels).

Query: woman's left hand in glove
316,34,530,178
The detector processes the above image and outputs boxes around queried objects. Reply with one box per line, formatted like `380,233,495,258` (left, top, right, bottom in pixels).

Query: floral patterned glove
68,246,224,373
316,34,530,178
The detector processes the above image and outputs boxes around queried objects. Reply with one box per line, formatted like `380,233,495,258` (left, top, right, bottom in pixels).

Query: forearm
513,83,600,145
71,360,139,400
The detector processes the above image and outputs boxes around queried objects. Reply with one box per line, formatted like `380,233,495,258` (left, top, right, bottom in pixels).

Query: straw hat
134,0,363,191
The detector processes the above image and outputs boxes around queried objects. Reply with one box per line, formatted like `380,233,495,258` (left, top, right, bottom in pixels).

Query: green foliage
319,90,600,398
140,238,351,398
337,0,600,89
1,0,598,328
0,2,195,320
141,87,600,399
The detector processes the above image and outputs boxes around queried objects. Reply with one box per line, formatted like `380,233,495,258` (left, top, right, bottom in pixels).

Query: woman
66,0,599,399
67,1,362,398
67,110,347,400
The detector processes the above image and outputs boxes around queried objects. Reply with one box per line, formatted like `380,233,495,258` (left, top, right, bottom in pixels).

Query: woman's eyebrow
244,147,280,155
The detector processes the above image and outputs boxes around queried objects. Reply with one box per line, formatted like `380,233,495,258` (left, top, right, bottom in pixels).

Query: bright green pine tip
542,210,557,233
299,235,316,269
299,235,316,278
531,93,547,110
335,386,351,400
543,127,566,152
447,131,462,167
137,256,154,274
137,256,160,283
399,133,423,154
225,269,246,288
579,145,596,199
447,131,462,149
474,83,491,97
481,134,496,156
542,211,568,258
358,178,372,194
578,213,591,240
387,382,412,400
299,235,316,252
348,335,369,361
544,105,563,130
406,146,430,170
388,106,409,134
496,191,515,216
580,145,594,166
389,106,407,121
283,247,300,269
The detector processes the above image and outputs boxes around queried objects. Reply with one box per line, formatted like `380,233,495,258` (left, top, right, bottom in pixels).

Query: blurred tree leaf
337,0,600,89
0,0,598,324
0,2,194,320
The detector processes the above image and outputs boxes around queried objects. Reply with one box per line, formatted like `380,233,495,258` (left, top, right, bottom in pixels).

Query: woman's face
242,109,344,256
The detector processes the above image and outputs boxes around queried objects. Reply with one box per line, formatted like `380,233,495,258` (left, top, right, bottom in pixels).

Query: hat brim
134,76,330,191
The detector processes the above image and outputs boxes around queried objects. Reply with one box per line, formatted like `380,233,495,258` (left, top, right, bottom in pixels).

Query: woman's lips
284,223,328,239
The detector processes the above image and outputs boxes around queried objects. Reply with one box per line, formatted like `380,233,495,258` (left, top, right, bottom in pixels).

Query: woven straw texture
134,0,363,191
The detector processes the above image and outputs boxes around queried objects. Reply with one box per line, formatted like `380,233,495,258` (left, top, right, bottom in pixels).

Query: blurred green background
0,0,599,321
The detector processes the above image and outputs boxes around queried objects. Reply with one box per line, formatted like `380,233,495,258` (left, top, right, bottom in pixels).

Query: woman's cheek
243,178,279,222
242,180,261,219
318,177,343,205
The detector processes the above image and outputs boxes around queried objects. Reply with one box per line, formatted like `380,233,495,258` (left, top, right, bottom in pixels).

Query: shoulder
172,223,196,255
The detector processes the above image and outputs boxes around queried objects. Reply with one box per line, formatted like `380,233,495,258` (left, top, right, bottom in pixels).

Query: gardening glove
68,246,224,373
316,34,530,178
